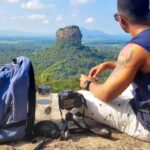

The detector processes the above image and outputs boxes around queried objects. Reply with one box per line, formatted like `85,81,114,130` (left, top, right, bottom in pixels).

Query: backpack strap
0,120,26,129
25,62,36,140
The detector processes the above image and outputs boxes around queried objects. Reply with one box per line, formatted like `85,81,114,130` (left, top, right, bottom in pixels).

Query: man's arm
88,61,117,79
103,61,117,70
86,44,146,102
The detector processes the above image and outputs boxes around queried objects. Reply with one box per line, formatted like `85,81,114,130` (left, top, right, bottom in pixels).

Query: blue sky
0,0,124,34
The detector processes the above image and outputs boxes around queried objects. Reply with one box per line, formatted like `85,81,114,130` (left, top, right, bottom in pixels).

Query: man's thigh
77,90,131,130
77,87,150,142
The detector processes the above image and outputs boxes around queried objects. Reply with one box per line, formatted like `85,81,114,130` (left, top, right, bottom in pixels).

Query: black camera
58,89,85,110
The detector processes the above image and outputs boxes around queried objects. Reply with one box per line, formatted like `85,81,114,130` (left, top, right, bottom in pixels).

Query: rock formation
56,25,82,44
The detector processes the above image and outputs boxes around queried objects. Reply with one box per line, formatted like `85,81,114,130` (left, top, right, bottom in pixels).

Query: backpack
0,56,36,143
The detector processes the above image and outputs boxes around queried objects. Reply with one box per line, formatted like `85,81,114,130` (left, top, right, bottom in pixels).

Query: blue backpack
0,56,36,143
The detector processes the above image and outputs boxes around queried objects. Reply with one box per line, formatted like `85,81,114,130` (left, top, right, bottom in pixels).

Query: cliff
56,25,82,44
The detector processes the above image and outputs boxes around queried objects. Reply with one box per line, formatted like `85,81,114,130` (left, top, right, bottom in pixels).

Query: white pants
77,85,150,142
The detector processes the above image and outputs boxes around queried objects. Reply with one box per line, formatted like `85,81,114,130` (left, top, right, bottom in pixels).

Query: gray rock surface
0,94,149,150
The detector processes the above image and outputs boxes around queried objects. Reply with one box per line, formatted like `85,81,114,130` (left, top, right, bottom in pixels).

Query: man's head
116,0,149,33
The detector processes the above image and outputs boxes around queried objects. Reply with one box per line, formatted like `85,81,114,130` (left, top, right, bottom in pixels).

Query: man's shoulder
121,43,148,54
118,43,146,67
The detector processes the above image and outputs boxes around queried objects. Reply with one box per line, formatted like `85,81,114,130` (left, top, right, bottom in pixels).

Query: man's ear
120,17,127,27
119,17,129,33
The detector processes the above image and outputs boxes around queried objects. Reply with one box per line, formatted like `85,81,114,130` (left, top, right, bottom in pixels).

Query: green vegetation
0,37,121,92
0,37,54,66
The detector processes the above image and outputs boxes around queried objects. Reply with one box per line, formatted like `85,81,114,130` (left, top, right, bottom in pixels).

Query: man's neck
130,24,150,37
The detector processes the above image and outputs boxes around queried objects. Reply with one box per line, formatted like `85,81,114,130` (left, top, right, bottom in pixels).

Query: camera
58,89,85,110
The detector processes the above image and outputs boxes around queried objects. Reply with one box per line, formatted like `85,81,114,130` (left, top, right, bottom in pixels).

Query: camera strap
59,108,64,122
33,138,52,150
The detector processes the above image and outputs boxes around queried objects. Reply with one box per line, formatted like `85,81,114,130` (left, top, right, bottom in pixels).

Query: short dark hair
117,0,149,24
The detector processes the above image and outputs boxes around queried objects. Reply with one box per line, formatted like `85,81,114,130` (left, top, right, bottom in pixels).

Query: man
79,0,150,141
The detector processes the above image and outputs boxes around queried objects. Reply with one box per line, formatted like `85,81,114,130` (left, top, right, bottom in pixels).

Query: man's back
129,28,150,73
127,29,150,130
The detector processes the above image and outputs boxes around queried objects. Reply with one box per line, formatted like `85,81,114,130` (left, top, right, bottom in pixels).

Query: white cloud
21,0,55,10
47,4,55,8
0,0,19,3
21,0,44,9
71,0,91,5
56,15,63,22
11,16,17,20
11,14,50,26
26,14,46,20
11,15,25,20
71,13,77,17
43,19,50,25
11,14,48,21
86,17,95,24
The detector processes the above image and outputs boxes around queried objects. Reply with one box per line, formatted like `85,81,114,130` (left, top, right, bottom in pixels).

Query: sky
0,0,124,35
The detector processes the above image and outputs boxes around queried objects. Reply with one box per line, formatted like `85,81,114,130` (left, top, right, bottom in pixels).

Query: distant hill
80,27,130,40
0,28,130,41
80,27,110,38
